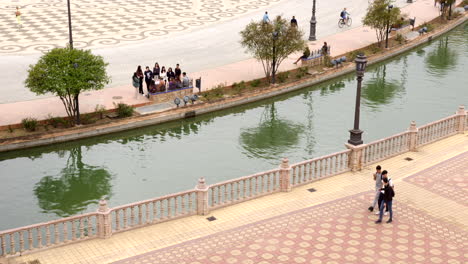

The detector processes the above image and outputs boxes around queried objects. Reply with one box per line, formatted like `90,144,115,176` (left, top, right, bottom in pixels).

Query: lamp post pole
385,5,393,49
67,0,74,49
309,0,317,41
348,54,367,146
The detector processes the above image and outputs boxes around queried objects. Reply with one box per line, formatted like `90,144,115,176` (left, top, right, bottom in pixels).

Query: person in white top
160,66,167,88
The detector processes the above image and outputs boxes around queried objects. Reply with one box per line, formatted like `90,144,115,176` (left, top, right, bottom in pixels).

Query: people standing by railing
136,66,144,95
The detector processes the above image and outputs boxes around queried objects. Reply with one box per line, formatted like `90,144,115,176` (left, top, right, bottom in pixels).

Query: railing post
408,121,418,151
279,158,292,192
345,144,366,171
97,200,112,239
456,105,466,133
195,177,209,216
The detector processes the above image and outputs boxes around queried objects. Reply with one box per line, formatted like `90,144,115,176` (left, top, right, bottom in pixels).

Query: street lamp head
388,4,393,9
355,54,367,74
272,31,279,39
73,63,78,69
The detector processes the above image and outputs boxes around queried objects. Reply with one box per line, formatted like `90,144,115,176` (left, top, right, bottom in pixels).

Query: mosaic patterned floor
113,153,468,264
0,0,282,53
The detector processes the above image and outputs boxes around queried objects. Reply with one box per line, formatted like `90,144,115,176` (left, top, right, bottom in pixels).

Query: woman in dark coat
136,65,144,94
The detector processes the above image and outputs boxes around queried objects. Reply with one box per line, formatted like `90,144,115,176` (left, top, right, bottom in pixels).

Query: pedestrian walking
368,165,382,213
375,177,394,224
15,6,22,28
136,66,144,95
132,72,140,99
263,11,270,23
375,170,394,215
291,16,298,27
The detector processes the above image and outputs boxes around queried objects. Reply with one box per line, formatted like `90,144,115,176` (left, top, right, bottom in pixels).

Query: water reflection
362,64,405,108
240,103,304,159
34,146,113,217
425,36,458,75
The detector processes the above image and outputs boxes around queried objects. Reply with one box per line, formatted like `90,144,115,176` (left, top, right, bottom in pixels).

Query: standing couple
368,165,395,224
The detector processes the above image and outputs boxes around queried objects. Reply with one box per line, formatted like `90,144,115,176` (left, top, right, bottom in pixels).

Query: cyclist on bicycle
340,8,350,24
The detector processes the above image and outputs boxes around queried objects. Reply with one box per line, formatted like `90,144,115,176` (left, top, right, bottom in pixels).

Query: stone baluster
167,198,173,218
189,194,193,213
46,225,51,246
19,231,24,253
236,182,241,200
224,185,228,204
27,230,32,250
1,234,6,256
123,208,128,229
174,197,178,217
195,177,209,216
249,178,253,197
130,207,135,226
267,174,271,192
279,158,292,192
160,200,165,220
181,196,186,215
115,212,120,231
408,121,418,151
79,218,84,239
63,221,68,242
243,179,247,198
37,228,42,248
231,183,235,201
456,105,466,133
217,186,222,205
152,201,157,222
9,234,15,255
345,143,366,171
138,204,143,225
87,217,92,237
97,200,112,239
54,223,59,244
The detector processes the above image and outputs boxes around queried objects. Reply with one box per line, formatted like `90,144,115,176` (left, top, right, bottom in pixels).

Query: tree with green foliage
437,0,456,19
240,15,306,83
25,48,109,125
363,0,401,47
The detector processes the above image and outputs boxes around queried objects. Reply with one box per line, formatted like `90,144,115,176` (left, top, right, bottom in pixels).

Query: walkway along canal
0,22,467,231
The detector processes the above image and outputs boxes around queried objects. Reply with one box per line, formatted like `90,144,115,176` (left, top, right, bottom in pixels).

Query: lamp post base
309,19,317,41
348,129,363,146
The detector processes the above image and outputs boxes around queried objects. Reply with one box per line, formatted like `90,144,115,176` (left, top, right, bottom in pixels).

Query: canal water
0,23,467,230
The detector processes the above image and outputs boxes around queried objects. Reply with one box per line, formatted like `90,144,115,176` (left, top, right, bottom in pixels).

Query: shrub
47,114,67,128
299,67,309,75
8,125,13,133
232,81,247,94
94,104,106,119
250,79,261,87
80,114,96,125
369,44,381,54
277,72,289,83
201,84,225,101
115,103,134,118
395,33,406,44
452,10,461,18
22,117,38,132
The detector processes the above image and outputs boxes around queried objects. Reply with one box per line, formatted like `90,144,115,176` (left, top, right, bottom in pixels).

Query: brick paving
0,0,282,53
113,152,468,264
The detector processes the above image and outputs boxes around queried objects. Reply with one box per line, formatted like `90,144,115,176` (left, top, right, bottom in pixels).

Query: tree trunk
74,94,81,125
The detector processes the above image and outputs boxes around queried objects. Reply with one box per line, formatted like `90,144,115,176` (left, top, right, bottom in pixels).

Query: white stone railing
416,114,459,147
1,105,466,259
361,131,410,166
290,150,351,187
208,168,281,210
109,190,198,235
0,212,98,257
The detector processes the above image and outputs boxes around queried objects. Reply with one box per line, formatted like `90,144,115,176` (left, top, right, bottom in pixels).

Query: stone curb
0,15,466,153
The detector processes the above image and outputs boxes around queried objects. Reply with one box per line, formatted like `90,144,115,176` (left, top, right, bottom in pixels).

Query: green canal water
1,23,467,230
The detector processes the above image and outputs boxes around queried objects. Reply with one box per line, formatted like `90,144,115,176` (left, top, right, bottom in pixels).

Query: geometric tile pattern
404,151,468,206
0,0,282,53
113,191,468,264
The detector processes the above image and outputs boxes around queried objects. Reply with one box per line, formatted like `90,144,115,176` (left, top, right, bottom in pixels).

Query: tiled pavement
10,133,468,263
0,0,283,53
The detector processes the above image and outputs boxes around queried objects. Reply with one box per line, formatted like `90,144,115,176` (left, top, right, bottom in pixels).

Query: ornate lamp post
67,0,74,49
309,0,317,41
385,5,393,49
348,54,367,146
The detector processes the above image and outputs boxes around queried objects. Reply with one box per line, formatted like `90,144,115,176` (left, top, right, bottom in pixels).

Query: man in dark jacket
375,177,394,224
144,66,154,95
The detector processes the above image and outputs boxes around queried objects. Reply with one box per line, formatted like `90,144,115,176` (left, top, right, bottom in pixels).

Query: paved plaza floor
10,133,468,264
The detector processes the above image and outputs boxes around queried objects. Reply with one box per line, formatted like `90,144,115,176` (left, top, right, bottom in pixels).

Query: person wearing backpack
375,177,394,224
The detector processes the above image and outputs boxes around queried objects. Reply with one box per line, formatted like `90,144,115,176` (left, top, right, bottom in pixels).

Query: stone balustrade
0,106,466,259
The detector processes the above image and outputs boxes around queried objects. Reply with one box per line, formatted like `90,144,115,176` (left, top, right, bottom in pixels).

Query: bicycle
338,17,352,28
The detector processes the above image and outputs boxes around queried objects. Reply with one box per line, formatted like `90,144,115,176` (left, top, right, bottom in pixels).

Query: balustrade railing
362,131,410,166
417,114,459,147
209,169,280,210
110,190,197,233
1,106,465,258
290,150,351,186
0,213,97,257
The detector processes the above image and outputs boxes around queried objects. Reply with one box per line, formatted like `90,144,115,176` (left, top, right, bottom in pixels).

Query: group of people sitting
132,63,191,97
